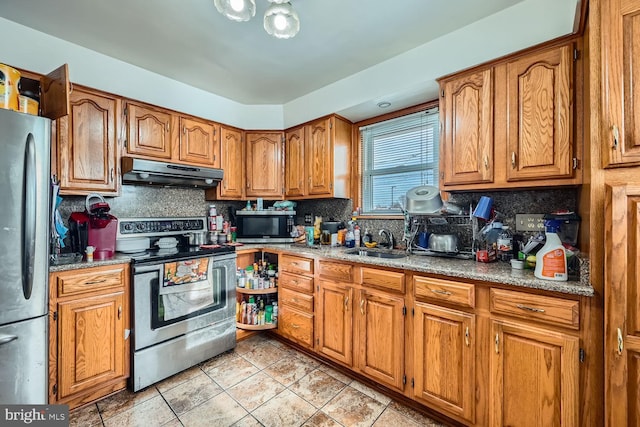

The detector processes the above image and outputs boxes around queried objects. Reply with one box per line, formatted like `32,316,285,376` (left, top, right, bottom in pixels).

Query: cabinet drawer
318,260,353,282
360,267,405,293
54,266,125,297
279,287,314,313
414,276,475,308
279,271,314,293
280,254,314,276
490,288,580,329
278,306,314,348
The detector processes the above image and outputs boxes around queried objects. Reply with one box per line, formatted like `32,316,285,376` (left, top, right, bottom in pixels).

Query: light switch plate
515,214,545,232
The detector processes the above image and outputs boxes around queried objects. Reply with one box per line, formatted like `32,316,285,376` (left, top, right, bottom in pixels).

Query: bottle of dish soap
534,220,568,281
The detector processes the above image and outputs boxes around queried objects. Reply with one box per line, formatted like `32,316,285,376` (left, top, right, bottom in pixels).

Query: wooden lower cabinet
413,303,475,423
355,288,405,391
490,319,579,427
49,264,129,409
316,280,353,366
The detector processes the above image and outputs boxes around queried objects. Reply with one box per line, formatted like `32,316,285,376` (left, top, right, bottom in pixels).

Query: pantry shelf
236,322,277,330
236,287,278,295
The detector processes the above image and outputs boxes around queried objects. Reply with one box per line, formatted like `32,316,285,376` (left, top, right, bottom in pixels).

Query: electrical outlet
515,214,545,232
304,213,313,225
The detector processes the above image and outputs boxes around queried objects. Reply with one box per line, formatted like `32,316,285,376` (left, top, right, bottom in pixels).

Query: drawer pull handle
465,327,470,347
511,152,516,168
360,299,365,315
291,298,298,303
85,279,107,285
516,304,545,313
495,333,500,354
617,327,624,355
484,154,489,169
291,324,300,329
431,289,452,296
344,296,349,311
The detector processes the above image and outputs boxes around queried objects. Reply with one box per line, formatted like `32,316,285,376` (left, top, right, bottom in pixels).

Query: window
360,108,439,215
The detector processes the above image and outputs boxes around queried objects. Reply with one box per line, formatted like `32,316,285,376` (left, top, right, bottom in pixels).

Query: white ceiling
0,0,579,124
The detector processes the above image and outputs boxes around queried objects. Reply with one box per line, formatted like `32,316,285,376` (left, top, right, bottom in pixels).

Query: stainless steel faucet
378,229,395,249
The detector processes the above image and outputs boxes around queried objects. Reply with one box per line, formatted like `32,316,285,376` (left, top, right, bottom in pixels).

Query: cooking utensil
184,232,207,246
428,233,458,253
405,185,443,214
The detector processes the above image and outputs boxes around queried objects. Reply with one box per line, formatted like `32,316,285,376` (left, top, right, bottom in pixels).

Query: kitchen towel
160,258,214,321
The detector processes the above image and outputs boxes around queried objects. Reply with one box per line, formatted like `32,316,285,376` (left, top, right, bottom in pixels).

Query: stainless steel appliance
235,210,296,243
0,108,50,404
121,157,223,188
117,217,236,391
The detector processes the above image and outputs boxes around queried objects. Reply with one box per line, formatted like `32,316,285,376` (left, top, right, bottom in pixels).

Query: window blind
360,108,439,214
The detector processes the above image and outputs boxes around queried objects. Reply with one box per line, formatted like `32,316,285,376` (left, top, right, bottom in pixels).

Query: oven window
151,258,226,328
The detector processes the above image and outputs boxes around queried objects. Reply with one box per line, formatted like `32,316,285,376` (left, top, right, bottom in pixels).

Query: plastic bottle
534,220,568,281
497,226,513,262
345,223,355,248
245,200,252,210
272,302,278,325
354,226,361,247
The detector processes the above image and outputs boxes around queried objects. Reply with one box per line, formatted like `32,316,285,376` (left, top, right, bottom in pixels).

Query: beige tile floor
69,334,446,427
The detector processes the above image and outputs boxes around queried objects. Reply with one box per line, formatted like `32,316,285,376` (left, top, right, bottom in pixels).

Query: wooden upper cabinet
285,126,306,197
306,117,333,196
490,320,579,427
604,183,640,426
177,117,219,167
57,87,119,195
125,102,173,159
601,0,640,167
441,68,494,185
245,131,283,198
39,64,71,121
216,126,244,199
506,44,574,181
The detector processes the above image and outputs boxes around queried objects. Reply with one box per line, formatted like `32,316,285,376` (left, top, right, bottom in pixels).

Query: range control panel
117,217,207,237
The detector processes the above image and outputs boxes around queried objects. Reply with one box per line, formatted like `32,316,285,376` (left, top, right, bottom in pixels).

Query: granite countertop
50,244,593,297
242,244,594,297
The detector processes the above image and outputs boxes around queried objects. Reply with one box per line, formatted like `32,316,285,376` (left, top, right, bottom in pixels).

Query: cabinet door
217,126,244,199
285,126,306,197
506,44,574,181
278,304,314,349
441,68,494,185
57,88,119,194
490,320,579,427
57,292,126,399
306,118,333,196
355,288,404,391
601,0,640,167
414,303,475,423
178,117,219,167
125,102,173,159
605,183,640,426
317,280,353,366
245,131,283,198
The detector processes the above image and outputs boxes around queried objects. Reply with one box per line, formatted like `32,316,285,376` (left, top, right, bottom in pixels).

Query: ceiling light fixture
214,0,256,22
377,101,392,108
214,0,300,39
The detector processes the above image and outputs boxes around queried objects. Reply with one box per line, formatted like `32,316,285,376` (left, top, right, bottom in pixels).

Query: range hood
121,157,223,188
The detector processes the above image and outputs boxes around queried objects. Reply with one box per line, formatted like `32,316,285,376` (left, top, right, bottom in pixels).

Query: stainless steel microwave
235,210,296,243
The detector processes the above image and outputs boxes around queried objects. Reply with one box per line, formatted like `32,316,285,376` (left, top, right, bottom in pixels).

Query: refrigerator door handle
22,134,37,300
0,335,18,345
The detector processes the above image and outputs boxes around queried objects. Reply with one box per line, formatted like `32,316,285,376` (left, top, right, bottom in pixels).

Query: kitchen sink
344,248,408,259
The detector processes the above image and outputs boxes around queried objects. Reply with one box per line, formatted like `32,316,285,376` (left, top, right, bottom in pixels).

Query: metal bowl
405,185,443,214
428,233,458,253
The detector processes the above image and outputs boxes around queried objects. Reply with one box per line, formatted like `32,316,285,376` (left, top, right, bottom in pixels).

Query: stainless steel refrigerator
0,107,50,404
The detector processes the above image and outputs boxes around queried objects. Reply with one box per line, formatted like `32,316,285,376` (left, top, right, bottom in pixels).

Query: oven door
132,253,236,351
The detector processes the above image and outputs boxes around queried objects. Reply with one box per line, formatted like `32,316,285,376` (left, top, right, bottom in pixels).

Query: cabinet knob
344,296,349,311
511,152,516,169
118,306,122,319
110,168,114,182
612,125,620,149
484,155,489,170
360,299,365,315
465,327,470,347
495,333,500,354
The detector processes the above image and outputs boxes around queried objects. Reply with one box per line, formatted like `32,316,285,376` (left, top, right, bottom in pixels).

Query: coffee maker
69,194,118,260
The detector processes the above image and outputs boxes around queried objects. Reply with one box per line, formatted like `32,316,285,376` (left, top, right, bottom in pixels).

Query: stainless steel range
117,217,236,392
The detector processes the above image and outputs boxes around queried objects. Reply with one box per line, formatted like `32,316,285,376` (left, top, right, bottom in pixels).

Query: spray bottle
534,220,568,281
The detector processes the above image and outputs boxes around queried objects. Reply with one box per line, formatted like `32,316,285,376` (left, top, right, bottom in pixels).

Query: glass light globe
264,2,300,39
214,0,256,22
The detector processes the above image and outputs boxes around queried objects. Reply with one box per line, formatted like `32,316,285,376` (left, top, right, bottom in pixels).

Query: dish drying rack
403,211,477,260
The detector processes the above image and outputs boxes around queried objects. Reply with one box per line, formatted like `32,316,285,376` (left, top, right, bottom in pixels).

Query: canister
0,63,20,111
18,91,39,115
